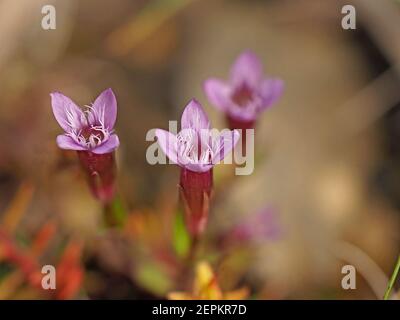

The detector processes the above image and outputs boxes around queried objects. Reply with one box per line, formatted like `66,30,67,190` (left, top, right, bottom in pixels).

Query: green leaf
136,261,172,296
103,196,127,228
173,209,191,258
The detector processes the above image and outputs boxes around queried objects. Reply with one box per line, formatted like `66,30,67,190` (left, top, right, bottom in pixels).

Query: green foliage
136,261,172,296
173,209,191,258
104,196,127,228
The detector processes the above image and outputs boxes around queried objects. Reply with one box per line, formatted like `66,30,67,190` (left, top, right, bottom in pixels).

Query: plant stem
103,196,127,228
384,254,400,300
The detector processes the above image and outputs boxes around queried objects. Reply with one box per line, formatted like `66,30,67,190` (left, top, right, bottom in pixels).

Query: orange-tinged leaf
2,182,34,234
30,221,57,257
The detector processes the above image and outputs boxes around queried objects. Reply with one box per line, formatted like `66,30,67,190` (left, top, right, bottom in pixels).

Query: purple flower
204,50,284,128
51,88,119,154
51,88,120,203
155,99,239,173
222,207,282,247
155,99,239,236
232,207,281,243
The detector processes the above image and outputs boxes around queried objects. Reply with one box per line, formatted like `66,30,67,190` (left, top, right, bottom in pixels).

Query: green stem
384,254,400,300
103,196,127,228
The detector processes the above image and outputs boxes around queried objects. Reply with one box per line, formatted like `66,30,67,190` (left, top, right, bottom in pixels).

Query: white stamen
176,129,217,165
66,105,111,150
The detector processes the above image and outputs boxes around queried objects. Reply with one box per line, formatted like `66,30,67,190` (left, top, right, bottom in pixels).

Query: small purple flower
155,99,240,173
155,99,239,236
51,88,119,154
51,88,120,203
204,50,284,128
222,207,282,247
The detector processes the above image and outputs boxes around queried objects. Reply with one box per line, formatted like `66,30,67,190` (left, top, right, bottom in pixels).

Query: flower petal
230,50,263,88
203,78,231,112
91,134,120,154
56,135,86,151
212,129,240,164
181,99,210,131
88,88,117,130
51,92,85,132
155,129,178,164
259,78,284,110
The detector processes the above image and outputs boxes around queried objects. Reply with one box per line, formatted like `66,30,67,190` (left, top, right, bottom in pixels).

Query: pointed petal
51,92,85,132
203,78,231,112
88,88,117,130
181,99,210,130
91,134,119,154
212,129,240,164
155,129,178,164
230,50,263,88
56,135,86,151
259,78,284,110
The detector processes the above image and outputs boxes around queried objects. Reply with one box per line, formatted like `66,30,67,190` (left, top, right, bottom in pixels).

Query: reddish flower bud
179,168,213,237
77,151,116,203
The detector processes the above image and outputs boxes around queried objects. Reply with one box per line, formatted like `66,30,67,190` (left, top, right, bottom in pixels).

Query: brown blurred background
0,0,399,299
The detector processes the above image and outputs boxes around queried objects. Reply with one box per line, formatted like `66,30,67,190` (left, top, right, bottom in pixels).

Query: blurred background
0,0,399,299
